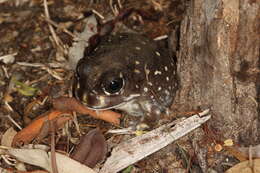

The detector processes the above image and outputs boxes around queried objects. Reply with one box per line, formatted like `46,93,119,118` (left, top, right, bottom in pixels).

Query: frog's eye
103,77,124,95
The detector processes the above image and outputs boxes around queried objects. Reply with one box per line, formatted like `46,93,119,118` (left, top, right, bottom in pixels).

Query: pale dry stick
27,74,49,85
43,0,65,53
43,16,79,40
198,109,210,117
16,62,64,81
1,66,9,78
1,155,15,166
41,66,64,80
16,62,45,67
109,0,118,16
6,114,22,130
107,127,135,135
153,35,168,41
0,52,17,64
151,0,163,11
17,61,67,69
92,9,104,20
37,96,49,106
4,101,22,130
117,0,122,9
72,111,81,136
113,4,119,16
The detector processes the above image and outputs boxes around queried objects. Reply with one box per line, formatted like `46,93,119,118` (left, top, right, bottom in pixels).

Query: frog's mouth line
82,100,128,111
81,93,140,111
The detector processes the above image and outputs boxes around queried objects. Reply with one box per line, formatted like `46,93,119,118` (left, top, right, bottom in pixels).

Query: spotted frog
73,33,178,124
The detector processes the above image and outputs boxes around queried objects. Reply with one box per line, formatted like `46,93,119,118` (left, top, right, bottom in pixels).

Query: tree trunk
174,0,259,145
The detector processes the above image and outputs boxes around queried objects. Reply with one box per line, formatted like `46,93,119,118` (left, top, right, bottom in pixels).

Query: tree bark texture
174,0,259,144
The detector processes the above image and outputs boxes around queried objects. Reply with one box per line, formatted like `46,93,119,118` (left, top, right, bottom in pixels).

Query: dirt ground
0,0,257,173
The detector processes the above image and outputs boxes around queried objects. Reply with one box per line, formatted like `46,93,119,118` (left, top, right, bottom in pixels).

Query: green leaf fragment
122,165,134,173
13,78,38,96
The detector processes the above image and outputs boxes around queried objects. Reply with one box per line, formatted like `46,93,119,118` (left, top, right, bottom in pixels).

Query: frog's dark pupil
105,78,123,94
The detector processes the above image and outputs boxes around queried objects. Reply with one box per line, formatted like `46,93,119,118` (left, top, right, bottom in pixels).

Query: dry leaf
12,110,72,146
52,97,121,125
7,148,96,173
1,127,17,147
225,159,260,173
71,128,107,168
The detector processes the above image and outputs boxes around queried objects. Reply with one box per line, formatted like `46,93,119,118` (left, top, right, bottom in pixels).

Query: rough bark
174,0,259,144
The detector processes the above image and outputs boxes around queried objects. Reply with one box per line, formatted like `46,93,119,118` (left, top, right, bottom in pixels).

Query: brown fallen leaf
1,127,17,147
12,110,72,147
52,97,121,125
12,97,121,147
71,128,107,168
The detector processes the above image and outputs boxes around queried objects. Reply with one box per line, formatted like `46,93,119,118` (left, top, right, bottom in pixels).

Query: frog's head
73,55,142,110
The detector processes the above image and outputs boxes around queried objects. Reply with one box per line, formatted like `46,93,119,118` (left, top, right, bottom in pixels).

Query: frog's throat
81,94,140,111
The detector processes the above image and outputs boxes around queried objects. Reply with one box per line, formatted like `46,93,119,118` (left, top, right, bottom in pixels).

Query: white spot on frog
134,69,141,73
154,70,162,75
166,77,169,81
148,82,153,86
155,51,160,56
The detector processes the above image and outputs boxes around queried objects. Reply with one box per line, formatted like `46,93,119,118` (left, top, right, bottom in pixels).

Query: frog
73,10,178,126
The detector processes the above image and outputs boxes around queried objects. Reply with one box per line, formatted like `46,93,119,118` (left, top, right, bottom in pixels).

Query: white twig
16,62,45,67
43,0,63,50
109,0,118,16
100,114,211,173
153,35,168,41
92,9,104,20
107,127,135,135
1,155,16,166
198,109,210,117
43,16,78,39
1,66,9,78
17,62,64,80
117,0,122,9
6,114,22,130
0,52,17,64
151,0,163,11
